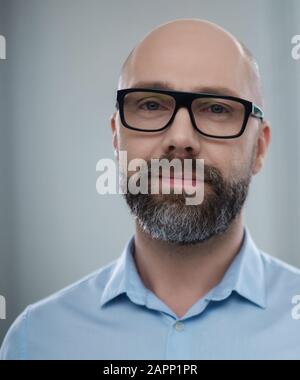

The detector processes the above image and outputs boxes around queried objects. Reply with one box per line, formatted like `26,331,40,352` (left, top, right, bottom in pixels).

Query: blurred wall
0,0,300,342
0,0,13,341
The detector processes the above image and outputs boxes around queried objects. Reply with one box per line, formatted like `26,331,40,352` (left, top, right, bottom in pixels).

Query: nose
161,106,202,158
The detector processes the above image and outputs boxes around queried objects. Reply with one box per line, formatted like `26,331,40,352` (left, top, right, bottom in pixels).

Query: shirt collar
100,225,266,309
205,225,266,308
100,234,148,307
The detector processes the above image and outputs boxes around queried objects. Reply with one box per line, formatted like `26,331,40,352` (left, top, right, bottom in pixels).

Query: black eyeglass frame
116,88,264,139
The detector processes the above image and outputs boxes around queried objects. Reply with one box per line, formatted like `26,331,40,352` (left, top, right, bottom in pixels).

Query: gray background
0,0,300,342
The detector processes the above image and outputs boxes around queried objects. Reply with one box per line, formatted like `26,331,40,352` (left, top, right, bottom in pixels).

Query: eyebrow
129,80,241,98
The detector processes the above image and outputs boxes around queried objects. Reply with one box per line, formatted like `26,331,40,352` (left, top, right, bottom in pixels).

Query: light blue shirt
1,225,300,359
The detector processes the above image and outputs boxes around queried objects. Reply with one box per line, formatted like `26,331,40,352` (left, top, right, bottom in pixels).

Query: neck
133,213,245,318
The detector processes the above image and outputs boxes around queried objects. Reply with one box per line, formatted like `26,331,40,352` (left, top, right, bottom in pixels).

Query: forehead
122,34,254,101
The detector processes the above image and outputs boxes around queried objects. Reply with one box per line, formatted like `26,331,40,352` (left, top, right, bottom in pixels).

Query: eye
139,100,165,111
207,104,228,114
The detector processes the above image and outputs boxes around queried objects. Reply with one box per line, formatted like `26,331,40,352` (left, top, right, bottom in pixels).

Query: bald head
118,19,263,107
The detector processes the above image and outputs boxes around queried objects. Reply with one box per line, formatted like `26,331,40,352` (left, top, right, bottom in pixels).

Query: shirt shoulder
0,259,118,360
259,249,300,300
260,249,300,279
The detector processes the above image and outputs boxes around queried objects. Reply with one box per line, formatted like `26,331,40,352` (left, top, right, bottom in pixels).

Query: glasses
116,88,264,139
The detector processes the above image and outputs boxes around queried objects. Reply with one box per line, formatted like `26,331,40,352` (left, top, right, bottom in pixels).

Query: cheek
227,140,255,177
118,126,163,162
204,140,250,179
198,139,234,178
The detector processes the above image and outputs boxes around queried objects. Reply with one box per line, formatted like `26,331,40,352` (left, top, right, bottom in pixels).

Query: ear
110,111,119,161
252,121,271,175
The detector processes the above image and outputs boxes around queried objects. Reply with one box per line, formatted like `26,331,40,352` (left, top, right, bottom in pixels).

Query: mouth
147,173,204,188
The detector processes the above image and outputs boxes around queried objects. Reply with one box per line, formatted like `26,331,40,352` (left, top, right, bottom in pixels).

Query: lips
158,170,203,180
147,170,205,187
157,174,204,187
159,174,196,181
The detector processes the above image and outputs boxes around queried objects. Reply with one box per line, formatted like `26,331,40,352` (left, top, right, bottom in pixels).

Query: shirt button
174,321,184,332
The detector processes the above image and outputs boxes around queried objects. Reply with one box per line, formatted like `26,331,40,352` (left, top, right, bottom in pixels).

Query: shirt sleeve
0,306,30,360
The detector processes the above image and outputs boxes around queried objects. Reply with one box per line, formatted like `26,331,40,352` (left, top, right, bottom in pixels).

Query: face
111,21,270,245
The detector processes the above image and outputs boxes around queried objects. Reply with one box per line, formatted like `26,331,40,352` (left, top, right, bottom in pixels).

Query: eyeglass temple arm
251,104,264,121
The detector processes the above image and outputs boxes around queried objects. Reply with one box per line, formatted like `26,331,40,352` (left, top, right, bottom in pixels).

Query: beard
122,156,253,246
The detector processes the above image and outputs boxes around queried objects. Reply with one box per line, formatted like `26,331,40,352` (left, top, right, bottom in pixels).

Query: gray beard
123,164,252,246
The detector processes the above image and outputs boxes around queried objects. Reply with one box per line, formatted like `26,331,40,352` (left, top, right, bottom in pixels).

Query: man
1,18,300,360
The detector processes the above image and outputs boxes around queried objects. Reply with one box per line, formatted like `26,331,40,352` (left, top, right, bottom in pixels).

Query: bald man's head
111,19,271,245
117,18,263,107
